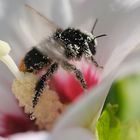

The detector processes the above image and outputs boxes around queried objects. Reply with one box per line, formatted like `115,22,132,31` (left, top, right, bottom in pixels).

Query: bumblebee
22,5,106,108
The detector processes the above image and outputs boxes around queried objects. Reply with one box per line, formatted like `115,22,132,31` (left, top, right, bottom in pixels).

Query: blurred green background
96,73,140,140
105,73,140,121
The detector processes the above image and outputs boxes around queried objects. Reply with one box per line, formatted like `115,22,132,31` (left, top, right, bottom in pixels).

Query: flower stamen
0,40,23,79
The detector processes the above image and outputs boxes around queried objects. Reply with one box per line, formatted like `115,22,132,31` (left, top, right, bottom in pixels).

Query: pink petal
0,112,38,137
49,60,100,103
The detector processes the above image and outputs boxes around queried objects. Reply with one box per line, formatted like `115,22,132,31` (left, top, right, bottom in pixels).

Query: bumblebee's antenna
94,34,107,39
91,18,98,34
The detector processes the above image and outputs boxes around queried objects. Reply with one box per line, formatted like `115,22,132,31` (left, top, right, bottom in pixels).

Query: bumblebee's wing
21,4,58,44
20,5,66,60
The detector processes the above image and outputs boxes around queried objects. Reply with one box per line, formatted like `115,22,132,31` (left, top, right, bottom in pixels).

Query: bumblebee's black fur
54,28,96,59
24,47,51,72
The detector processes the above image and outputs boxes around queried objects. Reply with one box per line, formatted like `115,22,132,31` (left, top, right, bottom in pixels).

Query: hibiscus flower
0,0,140,139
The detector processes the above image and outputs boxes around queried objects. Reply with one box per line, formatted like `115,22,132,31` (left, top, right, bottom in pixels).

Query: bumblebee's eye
94,38,98,46
88,40,96,55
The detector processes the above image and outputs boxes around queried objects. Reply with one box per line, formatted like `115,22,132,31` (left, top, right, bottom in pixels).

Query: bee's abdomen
24,47,51,72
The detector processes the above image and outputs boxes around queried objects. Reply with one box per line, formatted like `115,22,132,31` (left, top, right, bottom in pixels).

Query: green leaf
96,104,121,140
105,73,140,121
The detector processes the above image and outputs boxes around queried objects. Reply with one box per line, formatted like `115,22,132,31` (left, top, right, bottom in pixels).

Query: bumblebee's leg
90,56,103,69
83,48,103,69
32,62,59,108
62,61,87,89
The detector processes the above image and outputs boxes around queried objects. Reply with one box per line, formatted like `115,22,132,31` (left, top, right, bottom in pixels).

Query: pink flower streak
50,60,99,102
0,111,38,137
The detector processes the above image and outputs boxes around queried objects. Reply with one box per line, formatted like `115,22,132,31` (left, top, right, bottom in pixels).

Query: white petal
26,0,73,27
114,46,140,79
0,136,6,140
0,0,29,61
9,131,49,140
102,29,140,79
49,0,73,27
0,64,23,116
111,0,140,10
0,0,26,115
51,127,95,140
54,73,114,132
8,128,95,140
